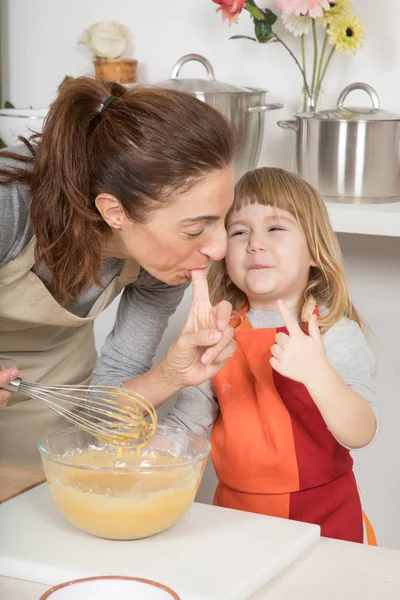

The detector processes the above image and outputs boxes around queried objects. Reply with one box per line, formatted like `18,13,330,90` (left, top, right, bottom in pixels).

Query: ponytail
0,76,234,303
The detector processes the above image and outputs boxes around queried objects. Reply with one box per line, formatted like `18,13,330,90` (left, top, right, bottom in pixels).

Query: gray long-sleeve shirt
0,145,186,386
161,308,378,449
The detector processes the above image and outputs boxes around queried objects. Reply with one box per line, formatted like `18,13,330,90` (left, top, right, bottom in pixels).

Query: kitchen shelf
325,200,400,238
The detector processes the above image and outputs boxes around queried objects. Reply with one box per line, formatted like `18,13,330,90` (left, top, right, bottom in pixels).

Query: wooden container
93,58,138,84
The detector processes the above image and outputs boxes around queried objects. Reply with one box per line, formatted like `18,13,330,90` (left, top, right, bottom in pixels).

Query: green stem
301,35,307,112
316,32,328,94
273,32,310,97
317,45,335,95
311,19,318,97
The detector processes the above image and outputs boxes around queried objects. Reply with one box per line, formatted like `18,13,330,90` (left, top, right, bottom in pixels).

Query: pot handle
248,103,283,114
337,82,380,111
277,119,298,131
171,54,216,80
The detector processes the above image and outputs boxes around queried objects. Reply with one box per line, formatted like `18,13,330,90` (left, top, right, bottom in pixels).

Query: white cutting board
0,484,319,600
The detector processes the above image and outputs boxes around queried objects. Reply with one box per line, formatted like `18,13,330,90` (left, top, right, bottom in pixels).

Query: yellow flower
323,0,353,27
329,14,364,54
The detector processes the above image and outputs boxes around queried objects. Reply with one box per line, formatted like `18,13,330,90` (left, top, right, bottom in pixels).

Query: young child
163,167,378,544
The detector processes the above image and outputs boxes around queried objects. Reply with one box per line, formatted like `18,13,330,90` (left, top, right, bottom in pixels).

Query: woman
0,76,236,467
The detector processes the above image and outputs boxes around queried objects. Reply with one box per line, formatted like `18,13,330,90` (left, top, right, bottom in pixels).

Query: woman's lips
183,266,210,279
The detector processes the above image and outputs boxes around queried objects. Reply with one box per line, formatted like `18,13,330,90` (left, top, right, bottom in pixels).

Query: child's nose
248,233,267,252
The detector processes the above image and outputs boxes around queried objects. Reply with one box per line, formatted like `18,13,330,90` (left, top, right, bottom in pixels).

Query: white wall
3,0,400,548
3,0,400,169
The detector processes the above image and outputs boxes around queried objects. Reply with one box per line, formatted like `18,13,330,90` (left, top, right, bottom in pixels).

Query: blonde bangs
230,168,301,222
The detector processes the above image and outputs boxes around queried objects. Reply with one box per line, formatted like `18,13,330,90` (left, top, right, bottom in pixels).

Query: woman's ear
95,194,125,230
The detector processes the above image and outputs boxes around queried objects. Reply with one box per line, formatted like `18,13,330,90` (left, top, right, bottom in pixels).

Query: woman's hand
163,270,236,388
270,300,329,386
0,366,22,408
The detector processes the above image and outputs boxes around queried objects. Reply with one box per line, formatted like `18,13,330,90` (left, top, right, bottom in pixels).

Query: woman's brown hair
208,167,362,330
0,77,234,303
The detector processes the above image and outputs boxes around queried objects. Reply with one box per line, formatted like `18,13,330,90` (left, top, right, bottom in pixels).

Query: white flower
281,13,312,36
79,22,130,59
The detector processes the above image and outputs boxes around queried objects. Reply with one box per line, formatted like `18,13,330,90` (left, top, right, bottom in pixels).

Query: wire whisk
3,378,157,447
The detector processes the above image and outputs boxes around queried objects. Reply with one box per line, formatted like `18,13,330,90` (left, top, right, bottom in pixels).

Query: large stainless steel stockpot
278,83,400,204
154,54,283,179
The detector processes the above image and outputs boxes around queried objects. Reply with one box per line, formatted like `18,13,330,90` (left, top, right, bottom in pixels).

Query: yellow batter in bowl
39,426,210,540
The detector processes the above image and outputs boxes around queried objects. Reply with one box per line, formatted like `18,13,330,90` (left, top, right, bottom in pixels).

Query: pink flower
212,0,246,25
277,0,330,19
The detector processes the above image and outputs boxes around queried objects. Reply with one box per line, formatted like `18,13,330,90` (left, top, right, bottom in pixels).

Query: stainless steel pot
278,83,400,204
154,54,283,179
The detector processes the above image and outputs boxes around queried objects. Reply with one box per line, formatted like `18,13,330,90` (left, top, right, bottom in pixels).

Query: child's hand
270,300,329,387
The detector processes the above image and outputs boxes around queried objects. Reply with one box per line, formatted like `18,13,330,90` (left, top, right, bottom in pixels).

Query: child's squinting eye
230,230,247,237
269,227,285,232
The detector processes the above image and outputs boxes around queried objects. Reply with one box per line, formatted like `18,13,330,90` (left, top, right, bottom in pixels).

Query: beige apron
0,237,140,468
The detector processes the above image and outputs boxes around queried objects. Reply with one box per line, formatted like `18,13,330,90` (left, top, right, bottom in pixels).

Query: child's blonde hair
208,167,362,330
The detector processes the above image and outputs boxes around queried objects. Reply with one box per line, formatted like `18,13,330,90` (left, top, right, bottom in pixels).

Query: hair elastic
98,95,117,121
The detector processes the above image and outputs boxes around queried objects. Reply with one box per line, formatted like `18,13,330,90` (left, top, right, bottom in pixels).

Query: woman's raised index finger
191,269,212,331
191,269,210,305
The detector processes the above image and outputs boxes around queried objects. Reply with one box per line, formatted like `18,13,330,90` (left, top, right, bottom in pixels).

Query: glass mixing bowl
39,425,210,541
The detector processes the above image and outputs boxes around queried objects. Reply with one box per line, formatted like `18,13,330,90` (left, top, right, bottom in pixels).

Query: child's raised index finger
277,299,301,337
191,269,210,304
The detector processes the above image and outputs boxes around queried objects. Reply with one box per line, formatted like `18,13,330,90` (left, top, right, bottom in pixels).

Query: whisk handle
2,378,22,393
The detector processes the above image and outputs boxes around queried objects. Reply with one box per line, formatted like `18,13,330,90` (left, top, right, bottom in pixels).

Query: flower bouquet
212,1,364,112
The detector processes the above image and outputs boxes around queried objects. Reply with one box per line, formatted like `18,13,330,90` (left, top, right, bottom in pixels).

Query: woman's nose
201,229,228,261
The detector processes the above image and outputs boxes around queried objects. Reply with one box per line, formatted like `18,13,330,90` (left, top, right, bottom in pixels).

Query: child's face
226,203,316,310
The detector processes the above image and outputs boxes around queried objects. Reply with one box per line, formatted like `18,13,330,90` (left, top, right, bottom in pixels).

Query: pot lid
154,53,265,95
297,83,400,122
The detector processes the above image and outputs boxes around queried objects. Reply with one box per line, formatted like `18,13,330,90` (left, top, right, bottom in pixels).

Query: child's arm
160,379,219,436
316,318,378,448
270,301,377,449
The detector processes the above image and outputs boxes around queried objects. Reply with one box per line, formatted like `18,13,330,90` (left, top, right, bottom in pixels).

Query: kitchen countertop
326,199,400,237
2,537,400,600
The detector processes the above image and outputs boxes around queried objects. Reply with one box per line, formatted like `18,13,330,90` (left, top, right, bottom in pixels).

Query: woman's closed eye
186,229,204,239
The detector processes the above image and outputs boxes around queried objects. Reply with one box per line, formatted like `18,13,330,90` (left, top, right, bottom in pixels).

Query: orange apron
211,309,376,544
0,237,140,468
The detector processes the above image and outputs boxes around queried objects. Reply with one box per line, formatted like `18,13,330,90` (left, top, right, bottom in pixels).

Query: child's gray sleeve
323,318,379,446
160,380,219,436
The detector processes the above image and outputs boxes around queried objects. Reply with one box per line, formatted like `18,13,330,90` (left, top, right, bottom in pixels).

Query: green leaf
4,101,15,108
263,8,278,27
230,34,257,42
245,0,266,21
254,19,275,43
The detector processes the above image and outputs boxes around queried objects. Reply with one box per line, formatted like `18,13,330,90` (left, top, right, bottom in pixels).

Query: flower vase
298,88,324,113
94,58,138,84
